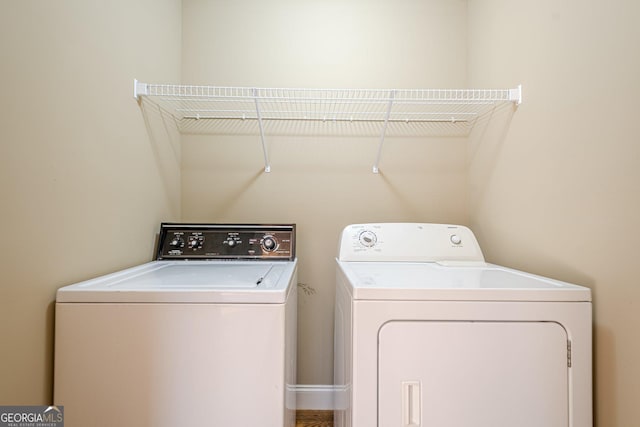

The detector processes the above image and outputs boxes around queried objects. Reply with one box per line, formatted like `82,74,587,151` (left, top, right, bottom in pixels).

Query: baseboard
290,385,349,410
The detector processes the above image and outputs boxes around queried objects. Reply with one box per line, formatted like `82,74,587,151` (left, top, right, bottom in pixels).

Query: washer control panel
338,223,485,264
157,223,295,260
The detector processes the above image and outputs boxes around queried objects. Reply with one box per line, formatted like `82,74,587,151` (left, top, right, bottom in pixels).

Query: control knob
261,235,278,252
169,236,184,247
188,236,203,249
358,230,377,248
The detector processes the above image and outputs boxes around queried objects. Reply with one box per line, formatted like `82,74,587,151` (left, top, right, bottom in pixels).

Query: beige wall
180,0,469,384
468,0,640,425
0,0,181,403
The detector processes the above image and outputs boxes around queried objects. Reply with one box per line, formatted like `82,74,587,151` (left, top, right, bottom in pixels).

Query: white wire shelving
134,80,522,173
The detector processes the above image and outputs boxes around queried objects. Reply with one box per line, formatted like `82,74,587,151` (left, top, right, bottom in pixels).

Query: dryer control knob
359,230,377,247
450,234,462,245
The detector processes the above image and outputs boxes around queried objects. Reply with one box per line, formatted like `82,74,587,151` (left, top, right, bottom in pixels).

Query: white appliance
54,223,297,427
334,223,592,427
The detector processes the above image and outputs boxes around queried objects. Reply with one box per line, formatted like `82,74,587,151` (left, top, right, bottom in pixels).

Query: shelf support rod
253,88,271,173
373,90,396,174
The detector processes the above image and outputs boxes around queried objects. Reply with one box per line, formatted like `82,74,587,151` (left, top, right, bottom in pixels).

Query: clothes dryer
55,223,297,427
334,223,591,427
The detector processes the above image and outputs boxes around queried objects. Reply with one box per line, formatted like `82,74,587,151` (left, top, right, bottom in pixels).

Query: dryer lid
337,261,591,302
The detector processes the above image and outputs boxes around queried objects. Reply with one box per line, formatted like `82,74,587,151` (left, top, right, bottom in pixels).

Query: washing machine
334,223,592,427
54,223,297,427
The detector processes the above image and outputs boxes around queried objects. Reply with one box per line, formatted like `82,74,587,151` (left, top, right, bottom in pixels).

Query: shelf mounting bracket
510,84,523,105
133,79,149,101
372,90,396,173
253,88,271,173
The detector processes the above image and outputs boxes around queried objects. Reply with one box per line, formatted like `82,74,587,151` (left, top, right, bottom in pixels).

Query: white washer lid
337,261,591,302
57,260,297,303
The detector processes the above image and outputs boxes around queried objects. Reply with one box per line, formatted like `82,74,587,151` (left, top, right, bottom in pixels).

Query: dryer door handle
402,381,421,427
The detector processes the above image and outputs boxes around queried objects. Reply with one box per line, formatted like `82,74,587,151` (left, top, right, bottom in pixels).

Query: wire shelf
134,80,521,172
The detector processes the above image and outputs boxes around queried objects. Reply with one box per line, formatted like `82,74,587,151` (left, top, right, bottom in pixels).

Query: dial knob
359,230,377,247
262,236,278,252
188,236,203,249
169,236,184,247
227,239,236,247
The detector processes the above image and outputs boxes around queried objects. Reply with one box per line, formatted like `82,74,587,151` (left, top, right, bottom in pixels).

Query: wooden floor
296,410,333,427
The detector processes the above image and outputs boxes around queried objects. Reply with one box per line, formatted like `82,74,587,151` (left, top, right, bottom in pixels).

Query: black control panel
156,223,295,261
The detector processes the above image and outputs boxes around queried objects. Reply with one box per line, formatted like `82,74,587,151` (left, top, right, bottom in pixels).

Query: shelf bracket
253,88,271,173
510,84,523,106
372,90,396,174
133,79,149,101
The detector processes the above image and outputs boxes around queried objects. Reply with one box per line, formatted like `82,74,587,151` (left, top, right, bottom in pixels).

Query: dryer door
378,321,569,427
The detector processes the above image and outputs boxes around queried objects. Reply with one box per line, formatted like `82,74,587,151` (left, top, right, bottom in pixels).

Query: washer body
334,223,592,427
54,224,297,427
